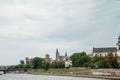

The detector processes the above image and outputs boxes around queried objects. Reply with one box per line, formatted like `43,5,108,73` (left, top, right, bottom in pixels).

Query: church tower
56,48,60,58
117,35,120,57
45,53,50,62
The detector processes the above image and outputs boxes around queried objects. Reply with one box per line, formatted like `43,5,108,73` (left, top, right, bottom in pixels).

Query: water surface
0,73,108,80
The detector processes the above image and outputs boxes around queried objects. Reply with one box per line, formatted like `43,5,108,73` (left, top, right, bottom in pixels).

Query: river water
0,73,108,80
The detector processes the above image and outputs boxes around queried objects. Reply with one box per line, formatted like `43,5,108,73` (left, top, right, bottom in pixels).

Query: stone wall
91,69,120,76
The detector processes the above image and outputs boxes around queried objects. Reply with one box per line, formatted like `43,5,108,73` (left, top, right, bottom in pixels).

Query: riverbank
26,69,120,80
28,72,120,80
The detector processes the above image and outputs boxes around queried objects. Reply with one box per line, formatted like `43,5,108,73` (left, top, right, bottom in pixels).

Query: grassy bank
28,69,88,74
27,68,90,74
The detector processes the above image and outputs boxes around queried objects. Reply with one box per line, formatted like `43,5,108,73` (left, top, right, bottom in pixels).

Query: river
0,73,109,80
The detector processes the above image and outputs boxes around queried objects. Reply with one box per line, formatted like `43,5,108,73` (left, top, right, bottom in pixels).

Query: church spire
56,48,60,58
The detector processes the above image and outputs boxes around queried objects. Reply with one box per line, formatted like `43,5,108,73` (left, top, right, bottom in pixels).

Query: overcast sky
0,0,120,65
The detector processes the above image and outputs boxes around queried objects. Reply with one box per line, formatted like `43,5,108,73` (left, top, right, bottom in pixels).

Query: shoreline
28,72,120,80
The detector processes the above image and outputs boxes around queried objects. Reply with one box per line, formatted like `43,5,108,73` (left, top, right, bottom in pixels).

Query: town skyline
0,0,120,65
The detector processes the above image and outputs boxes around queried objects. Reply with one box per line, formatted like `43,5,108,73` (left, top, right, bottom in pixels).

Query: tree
57,61,65,68
51,61,65,69
51,61,58,69
20,60,25,65
19,60,25,69
24,64,31,69
97,57,109,68
91,52,119,68
70,51,91,67
32,57,44,69
42,61,50,70
91,56,107,68
105,52,118,68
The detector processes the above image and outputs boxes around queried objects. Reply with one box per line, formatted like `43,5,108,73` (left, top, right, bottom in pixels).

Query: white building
65,60,72,68
92,35,120,57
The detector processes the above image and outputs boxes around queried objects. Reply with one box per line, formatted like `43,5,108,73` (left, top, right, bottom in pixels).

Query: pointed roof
56,48,60,57
93,47,117,53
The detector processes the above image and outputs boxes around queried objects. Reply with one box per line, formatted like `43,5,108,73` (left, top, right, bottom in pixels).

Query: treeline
7,52,120,71
70,52,120,68
31,57,65,70
7,57,65,71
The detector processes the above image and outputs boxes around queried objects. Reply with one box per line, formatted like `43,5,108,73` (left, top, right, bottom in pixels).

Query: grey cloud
0,0,120,65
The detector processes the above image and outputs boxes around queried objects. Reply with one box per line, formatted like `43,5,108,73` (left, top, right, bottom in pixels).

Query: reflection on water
0,73,108,80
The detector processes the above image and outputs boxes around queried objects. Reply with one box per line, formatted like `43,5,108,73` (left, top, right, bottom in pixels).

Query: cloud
0,0,120,65
0,0,66,40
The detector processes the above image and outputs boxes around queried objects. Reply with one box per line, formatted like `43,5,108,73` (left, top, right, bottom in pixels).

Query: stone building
44,53,53,63
55,49,68,61
55,48,72,68
92,47,117,57
45,53,50,62
92,35,120,57
25,57,33,64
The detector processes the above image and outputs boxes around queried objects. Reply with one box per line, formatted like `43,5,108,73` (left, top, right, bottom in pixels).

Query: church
55,48,68,61
92,35,120,57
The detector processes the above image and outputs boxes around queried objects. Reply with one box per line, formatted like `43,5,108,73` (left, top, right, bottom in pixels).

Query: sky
0,0,120,65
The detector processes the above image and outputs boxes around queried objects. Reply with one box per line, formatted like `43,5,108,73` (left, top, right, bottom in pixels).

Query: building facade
55,49,72,68
92,35,120,57
55,49,68,61
25,57,33,64
45,53,50,62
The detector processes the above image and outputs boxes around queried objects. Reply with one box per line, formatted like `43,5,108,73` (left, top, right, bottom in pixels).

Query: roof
93,47,117,53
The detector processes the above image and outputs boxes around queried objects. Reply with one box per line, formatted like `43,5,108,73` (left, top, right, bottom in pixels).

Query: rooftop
93,47,117,53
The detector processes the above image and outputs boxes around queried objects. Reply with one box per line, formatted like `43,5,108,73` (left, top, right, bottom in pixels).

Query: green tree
70,51,91,67
51,61,58,68
97,57,109,68
42,61,50,70
51,61,65,69
57,61,65,68
92,53,119,68
20,60,25,65
91,56,106,68
32,57,43,69
24,64,31,69
105,52,118,68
